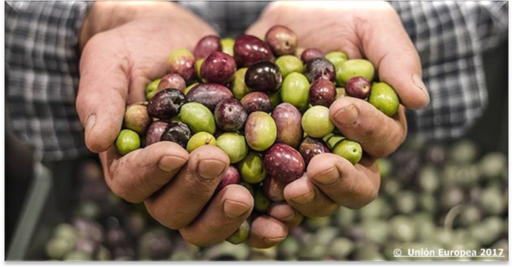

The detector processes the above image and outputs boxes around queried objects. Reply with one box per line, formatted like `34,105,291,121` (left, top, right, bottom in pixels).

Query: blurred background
4,17,508,264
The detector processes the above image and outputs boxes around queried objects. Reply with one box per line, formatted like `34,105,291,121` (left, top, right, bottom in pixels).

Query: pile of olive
114,25,400,244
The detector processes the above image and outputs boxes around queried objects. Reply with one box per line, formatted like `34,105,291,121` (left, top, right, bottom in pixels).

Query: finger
247,215,288,249
144,145,230,230
179,184,253,247
100,141,188,203
283,175,339,218
357,3,430,109
307,153,380,209
77,34,129,153
329,97,407,158
267,202,303,229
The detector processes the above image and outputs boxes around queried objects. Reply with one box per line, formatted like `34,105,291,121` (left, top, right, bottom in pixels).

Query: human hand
75,2,297,247
247,1,430,217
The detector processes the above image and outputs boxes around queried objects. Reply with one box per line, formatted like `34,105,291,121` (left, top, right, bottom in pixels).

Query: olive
193,35,222,60
157,73,186,93
280,72,310,112
233,34,274,67
147,88,186,120
200,51,237,85
275,55,304,78
145,78,161,100
231,67,251,100
335,59,374,87
186,132,216,153
308,79,336,107
244,111,277,152
214,98,248,132
216,132,248,164
221,38,235,56
332,139,362,165
240,92,272,114
244,61,283,93
238,151,267,184
116,129,140,155
299,137,330,165
265,25,298,56
300,48,324,63
304,57,336,82
216,166,241,193
368,82,400,117
226,220,250,245
301,105,335,138
271,102,303,148
145,120,168,147
185,83,233,112
166,48,196,84
263,143,305,184
179,102,216,134
345,76,371,99
123,102,151,135
160,121,192,149
325,51,347,67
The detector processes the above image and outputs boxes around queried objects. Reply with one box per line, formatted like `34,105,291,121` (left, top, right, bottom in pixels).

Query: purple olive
216,165,241,193
234,35,274,67
200,51,237,85
271,103,303,149
308,79,337,107
304,57,336,82
160,121,192,149
157,73,186,93
145,120,168,147
147,88,186,120
263,176,286,202
185,83,233,111
299,137,331,165
244,61,283,93
240,91,272,114
264,143,305,184
301,48,324,63
345,76,372,99
193,35,222,60
214,98,248,132
265,25,298,56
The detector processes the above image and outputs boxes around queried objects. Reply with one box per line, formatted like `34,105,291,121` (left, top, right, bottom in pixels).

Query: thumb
359,3,430,110
76,34,130,153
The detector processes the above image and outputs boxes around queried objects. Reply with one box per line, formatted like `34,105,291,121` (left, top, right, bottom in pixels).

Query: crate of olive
114,25,400,244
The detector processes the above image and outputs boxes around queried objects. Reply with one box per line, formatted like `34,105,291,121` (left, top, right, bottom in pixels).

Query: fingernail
197,159,227,181
312,166,340,186
85,114,96,134
412,74,430,102
279,210,296,222
263,236,286,244
291,190,315,205
158,156,186,173
333,104,358,125
223,199,251,218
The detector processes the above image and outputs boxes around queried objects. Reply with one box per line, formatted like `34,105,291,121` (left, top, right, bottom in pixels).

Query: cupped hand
247,1,430,217
75,2,295,247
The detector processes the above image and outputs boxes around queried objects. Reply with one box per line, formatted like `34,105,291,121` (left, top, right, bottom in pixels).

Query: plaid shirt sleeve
5,1,508,161
390,1,508,140
6,1,92,161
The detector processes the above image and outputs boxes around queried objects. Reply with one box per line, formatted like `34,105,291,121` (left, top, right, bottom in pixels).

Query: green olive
116,129,140,155
145,78,161,100
335,59,375,87
301,105,335,138
195,58,205,81
186,132,216,153
332,139,362,165
226,220,250,245
216,132,248,164
325,51,348,67
184,82,199,95
280,72,310,112
179,102,216,134
368,82,400,117
275,55,304,78
221,38,235,57
231,67,251,100
238,151,267,184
